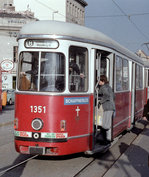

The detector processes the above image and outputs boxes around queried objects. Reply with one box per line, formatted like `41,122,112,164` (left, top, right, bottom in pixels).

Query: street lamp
52,11,58,20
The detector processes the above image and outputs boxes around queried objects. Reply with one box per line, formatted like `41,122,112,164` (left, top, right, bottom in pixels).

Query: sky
13,0,149,54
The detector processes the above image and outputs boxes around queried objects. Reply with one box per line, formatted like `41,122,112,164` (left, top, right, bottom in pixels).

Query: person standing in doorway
98,75,115,145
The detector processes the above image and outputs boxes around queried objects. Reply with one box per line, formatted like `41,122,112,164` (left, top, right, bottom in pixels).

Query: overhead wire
34,0,68,20
86,12,149,18
112,0,149,40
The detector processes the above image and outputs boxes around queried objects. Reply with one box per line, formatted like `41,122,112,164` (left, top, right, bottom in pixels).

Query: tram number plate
29,147,45,155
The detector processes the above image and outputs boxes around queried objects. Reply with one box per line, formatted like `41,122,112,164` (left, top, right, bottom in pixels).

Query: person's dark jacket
69,62,80,74
98,83,115,111
143,99,149,120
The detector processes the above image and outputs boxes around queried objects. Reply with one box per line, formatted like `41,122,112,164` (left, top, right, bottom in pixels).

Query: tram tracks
0,155,38,176
73,158,96,177
73,120,148,177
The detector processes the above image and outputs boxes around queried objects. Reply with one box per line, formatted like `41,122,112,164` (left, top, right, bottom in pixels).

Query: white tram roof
19,20,149,66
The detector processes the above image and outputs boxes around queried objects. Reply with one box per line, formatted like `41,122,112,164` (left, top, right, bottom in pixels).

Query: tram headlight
60,120,66,131
14,118,18,130
31,118,43,131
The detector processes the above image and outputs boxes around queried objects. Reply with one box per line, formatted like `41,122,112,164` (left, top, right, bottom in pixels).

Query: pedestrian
143,99,149,121
98,75,115,145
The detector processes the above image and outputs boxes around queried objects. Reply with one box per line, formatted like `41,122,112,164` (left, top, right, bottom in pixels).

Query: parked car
3,89,15,105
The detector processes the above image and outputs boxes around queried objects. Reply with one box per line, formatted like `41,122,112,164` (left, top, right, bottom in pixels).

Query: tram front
14,34,92,156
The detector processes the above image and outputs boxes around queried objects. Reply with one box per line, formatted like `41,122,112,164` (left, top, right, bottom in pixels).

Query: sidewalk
104,123,149,177
0,106,14,127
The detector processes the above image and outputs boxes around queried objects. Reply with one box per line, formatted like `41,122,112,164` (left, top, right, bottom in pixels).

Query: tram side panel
14,94,92,156
135,89,144,119
113,91,131,137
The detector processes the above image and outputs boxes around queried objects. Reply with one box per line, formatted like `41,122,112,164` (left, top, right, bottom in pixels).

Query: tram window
136,65,143,89
115,56,129,91
69,46,88,92
116,56,123,91
40,52,65,92
18,52,65,92
122,59,129,90
18,52,39,91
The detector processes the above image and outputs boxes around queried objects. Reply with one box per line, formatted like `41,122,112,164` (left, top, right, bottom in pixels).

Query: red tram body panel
135,90,144,119
113,92,131,137
15,94,94,155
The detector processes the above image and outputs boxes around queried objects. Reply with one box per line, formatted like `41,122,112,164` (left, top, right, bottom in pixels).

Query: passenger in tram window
19,72,31,90
69,60,85,91
98,75,115,145
69,61,84,78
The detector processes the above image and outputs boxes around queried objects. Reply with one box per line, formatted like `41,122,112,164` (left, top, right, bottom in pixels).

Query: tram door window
95,50,110,81
69,46,88,92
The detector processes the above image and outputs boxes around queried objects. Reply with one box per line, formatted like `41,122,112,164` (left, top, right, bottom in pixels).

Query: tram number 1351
30,106,46,114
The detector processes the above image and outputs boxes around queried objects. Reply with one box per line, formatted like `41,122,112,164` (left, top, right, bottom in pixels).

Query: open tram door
130,62,136,127
93,49,114,152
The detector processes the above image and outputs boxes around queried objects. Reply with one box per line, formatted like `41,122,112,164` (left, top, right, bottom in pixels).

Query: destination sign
25,39,59,49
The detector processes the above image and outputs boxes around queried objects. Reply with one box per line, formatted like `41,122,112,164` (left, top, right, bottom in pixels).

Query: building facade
0,0,36,89
47,0,87,25
136,50,149,60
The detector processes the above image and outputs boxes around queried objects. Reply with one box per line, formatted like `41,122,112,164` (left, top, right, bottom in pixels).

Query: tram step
85,143,111,155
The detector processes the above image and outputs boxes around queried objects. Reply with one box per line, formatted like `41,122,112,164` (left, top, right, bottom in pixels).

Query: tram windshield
18,52,65,92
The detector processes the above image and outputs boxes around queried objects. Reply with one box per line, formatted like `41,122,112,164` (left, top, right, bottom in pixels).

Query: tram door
130,62,136,125
94,49,114,141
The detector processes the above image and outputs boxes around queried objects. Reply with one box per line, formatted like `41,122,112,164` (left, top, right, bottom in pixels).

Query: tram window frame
69,46,88,92
136,64,143,89
115,56,129,92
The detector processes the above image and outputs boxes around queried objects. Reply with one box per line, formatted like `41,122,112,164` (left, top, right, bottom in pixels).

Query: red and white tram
14,20,149,156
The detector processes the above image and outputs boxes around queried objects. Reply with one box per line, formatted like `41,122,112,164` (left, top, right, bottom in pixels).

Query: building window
67,1,69,13
13,46,18,62
70,3,72,15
